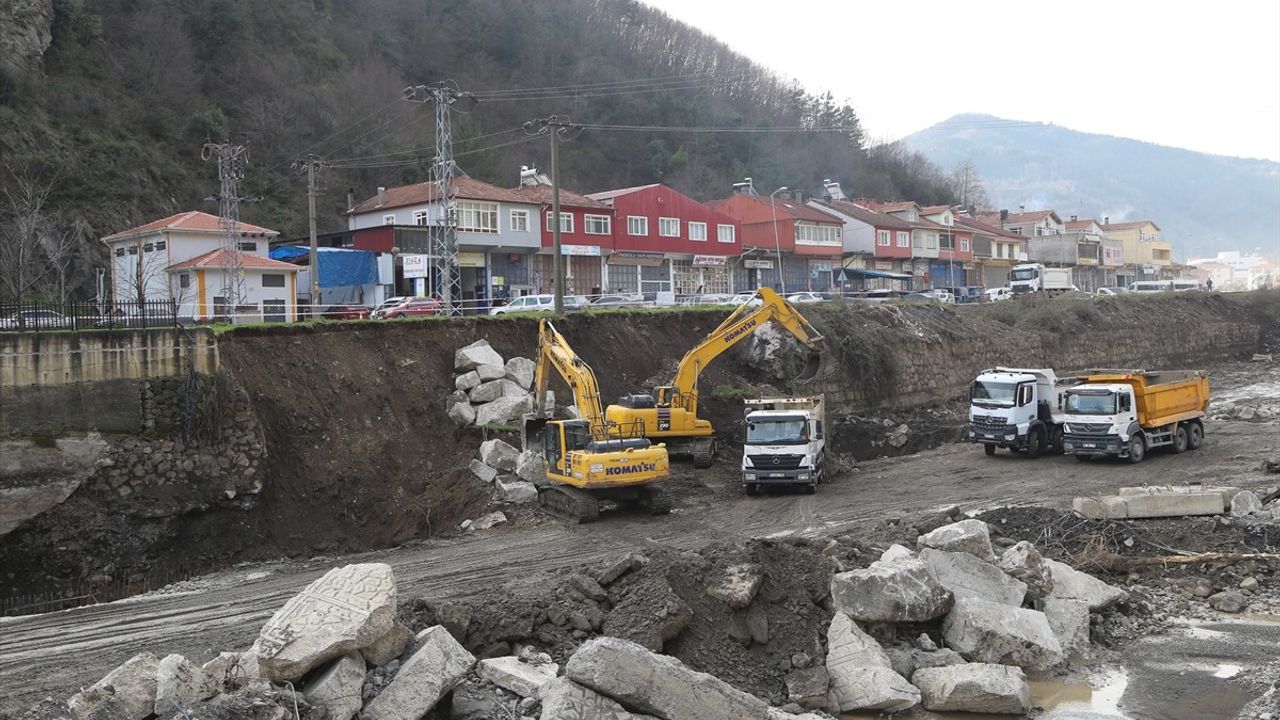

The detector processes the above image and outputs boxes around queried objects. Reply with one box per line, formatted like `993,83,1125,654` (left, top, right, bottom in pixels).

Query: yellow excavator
604,287,834,467
524,318,671,522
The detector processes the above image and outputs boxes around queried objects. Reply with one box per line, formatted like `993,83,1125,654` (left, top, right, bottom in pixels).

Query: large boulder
302,654,366,720
475,363,507,382
920,549,1026,607
879,544,916,563
496,478,539,504
470,379,528,405
469,460,498,484
566,636,776,720
152,654,213,717
825,613,920,712
912,664,1031,714
1042,598,1091,662
362,621,413,666
477,656,559,699
1044,559,1129,611
475,397,530,427
706,564,764,609
68,653,160,720
505,357,537,390
479,439,521,472
831,559,952,622
917,519,995,561
785,667,830,709
447,390,475,426
362,627,476,720
455,340,504,372
454,371,482,392
516,451,549,485
538,677,658,720
255,563,397,681
998,542,1054,599
942,598,1063,672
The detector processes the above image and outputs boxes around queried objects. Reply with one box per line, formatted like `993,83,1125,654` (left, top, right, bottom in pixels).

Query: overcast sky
642,0,1280,162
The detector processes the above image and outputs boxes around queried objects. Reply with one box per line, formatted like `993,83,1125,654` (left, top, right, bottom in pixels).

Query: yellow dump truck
1061,369,1210,463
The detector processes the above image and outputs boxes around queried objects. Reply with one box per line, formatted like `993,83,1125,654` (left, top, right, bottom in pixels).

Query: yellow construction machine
524,318,671,522
604,287,834,467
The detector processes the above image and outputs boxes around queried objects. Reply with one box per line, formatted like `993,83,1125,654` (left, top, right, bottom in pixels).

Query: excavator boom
532,318,608,434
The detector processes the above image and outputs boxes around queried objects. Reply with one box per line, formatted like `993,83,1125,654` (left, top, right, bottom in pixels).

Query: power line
473,77,744,103
577,123,861,133
325,134,541,170
322,126,526,165
292,97,406,159
470,71,733,97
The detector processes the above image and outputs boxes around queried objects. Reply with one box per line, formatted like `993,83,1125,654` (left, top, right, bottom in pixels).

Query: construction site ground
3,359,1278,719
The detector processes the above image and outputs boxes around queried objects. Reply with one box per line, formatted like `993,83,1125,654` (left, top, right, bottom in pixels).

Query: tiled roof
811,199,915,230
585,184,662,202
104,211,277,241
507,184,611,210
167,248,300,272
1064,219,1100,231
712,194,841,224
348,176,534,215
977,210,1061,226
861,200,919,214
919,205,953,215
954,216,1025,239
1101,220,1161,231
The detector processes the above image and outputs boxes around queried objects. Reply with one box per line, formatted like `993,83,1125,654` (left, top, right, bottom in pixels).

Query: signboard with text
403,254,429,279
561,245,601,256
693,255,727,267
743,259,774,270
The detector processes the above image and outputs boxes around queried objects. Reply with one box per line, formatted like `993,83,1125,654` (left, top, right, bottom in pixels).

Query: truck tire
1172,425,1189,453
1188,422,1204,450
805,483,816,495
1127,436,1146,464
745,483,759,496
984,444,996,456
1026,430,1041,459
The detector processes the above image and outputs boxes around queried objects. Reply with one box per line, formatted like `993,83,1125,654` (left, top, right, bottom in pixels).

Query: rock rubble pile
447,340,551,428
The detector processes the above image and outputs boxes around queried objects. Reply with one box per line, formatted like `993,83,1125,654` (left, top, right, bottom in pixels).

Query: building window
796,223,840,245
179,273,190,289
155,241,166,250
545,212,573,233
926,233,938,250
628,216,649,236
959,237,970,251
1010,227,1023,235
115,248,125,257
688,222,707,241
382,213,396,225
717,224,735,243
877,230,890,247
413,210,430,226
457,201,498,233
509,209,529,232
127,246,138,255
659,217,679,237
896,231,910,247
239,241,257,252
263,299,287,323
584,214,611,235
143,243,155,253
262,274,286,288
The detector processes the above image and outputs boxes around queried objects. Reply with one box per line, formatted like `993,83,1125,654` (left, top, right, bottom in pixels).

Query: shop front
605,250,666,294
735,257,778,292
532,245,604,296
672,254,733,295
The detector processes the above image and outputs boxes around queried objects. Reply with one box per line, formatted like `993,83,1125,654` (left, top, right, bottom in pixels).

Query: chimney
1018,204,1025,213
1104,216,1110,225
1070,214,1078,222
377,186,387,207
822,179,847,201
346,188,355,212
779,190,792,201
999,209,1009,221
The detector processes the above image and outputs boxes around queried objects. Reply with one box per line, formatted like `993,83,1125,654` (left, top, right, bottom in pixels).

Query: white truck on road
968,368,1071,457
1009,263,1075,295
742,396,826,496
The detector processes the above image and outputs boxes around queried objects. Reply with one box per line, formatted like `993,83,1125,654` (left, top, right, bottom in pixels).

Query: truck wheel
1172,425,1189,453
745,483,759,496
1128,436,1146,464
1188,422,1204,450
1026,430,1041,459
984,444,996,456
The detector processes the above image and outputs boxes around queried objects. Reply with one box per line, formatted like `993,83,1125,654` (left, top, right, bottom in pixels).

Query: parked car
370,296,409,314
731,291,764,307
1093,287,1127,297
373,296,442,319
0,309,72,330
592,294,647,308
901,293,935,303
1127,280,1172,293
320,305,372,320
985,287,1013,302
92,307,177,328
490,294,554,315
920,289,955,304
785,291,825,304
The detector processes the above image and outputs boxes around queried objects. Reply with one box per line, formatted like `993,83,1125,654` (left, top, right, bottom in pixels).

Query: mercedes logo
771,456,781,465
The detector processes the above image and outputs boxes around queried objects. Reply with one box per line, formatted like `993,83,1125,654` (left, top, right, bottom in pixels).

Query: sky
641,0,1280,162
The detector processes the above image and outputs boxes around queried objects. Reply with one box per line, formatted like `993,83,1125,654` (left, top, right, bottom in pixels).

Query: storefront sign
561,244,601,256
608,251,665,267
403,254,430,279
457,251,487,268
743,259,774,270
874,261,893,271
808,260,833,272
1143,264,1157,274
491,276,505,286
693,255,727,267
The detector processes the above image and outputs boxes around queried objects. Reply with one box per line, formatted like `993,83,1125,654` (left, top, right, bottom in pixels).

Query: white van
1171,279,1203,292
985,287,1013,302
1127,280,1172,293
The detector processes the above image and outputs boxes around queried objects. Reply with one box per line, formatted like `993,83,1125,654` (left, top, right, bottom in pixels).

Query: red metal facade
350,226,394,253
602,185,741,255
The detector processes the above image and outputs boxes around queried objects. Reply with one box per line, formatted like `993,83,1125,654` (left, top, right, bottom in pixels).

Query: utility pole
524,115,579,316
404,81,473,316
202,141,250,319
293,155,324,315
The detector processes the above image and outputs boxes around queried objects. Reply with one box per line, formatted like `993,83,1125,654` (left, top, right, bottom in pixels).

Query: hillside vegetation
0,0,956,301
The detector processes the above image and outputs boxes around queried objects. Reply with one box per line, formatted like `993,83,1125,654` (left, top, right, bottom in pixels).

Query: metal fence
0,299,179,332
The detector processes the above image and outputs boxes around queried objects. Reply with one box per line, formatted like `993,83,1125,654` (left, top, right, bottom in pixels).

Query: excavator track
639,486,673,515
691,437,716,469
538,485,600,524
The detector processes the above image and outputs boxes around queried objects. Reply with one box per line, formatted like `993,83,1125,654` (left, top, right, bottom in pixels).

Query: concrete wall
0,327,218,387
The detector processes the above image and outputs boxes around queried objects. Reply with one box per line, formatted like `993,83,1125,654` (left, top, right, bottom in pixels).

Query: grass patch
710,384,752,401
29,433,59,448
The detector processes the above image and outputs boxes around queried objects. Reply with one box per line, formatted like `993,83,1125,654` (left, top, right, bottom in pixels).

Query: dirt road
2,364,1277,715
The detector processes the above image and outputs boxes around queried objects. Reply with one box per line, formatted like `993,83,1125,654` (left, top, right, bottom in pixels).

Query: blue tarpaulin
270,246,378,288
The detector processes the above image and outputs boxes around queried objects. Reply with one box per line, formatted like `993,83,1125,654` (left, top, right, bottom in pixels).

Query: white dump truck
1009,263,1075,295
968,368,1071,457
741,396,826,496
1062,369,1210,463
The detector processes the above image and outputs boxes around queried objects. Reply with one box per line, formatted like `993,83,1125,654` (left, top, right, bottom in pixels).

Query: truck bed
1082,369,1209,428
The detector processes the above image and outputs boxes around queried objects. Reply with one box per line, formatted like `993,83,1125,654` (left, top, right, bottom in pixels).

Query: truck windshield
971,381,1016,406
1010,268,1039,281
747,418,809,445
1065,392,1116,415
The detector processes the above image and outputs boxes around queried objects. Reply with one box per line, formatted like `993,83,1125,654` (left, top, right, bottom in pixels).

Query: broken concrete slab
1042,598,1090,662
475,397,530,427
998,541,1054,599
916,518,994,561
831,559,952,622
68,653,159,720
151,654,212,717
1044,559,1129,611
1232,491,1263,517
469,459,498,484
911,648,967,671
539,677,658,720
454,371,482,392
784,666,829,709
477,656,559,699
362,621,413,666
471,379,528,405
706,563,764,608
515,450,548,485
825,613,920,712
1123,491,1224,518
362,626,475,720
1071,495,1129,520
912,664,1030,714
920,548,1027,607
471,511,508,531
255,563,397,681
1079,485,1238,519
496,478,538,504
199,653,241,694
879,544,916,563
455,340,504,372
302,653,365,720
505,357,536,390
598,553,647,586
565,636,776,720
942,598,1063,672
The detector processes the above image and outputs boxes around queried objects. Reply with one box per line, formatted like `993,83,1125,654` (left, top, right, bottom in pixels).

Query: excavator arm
532,318,607,433
659,287,833,413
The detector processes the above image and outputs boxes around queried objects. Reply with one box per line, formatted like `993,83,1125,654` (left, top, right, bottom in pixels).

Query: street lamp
769,186,788,294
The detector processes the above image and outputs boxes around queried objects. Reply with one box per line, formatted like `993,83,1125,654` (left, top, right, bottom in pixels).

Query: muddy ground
2,360,1278,719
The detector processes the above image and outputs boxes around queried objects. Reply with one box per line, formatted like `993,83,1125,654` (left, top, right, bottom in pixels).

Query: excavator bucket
521,412,548,453
797,344,838,383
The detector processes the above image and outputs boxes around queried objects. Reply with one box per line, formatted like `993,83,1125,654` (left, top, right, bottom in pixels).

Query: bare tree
950,160,991,214
0,165,75,304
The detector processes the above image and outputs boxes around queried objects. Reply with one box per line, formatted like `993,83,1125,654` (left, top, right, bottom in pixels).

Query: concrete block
1072,496,1129,519
1122,491,1223,518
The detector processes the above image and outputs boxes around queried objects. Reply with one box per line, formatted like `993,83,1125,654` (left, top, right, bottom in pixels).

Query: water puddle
840,669,1130,719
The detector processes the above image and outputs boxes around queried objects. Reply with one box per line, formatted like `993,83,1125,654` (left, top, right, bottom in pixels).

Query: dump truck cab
741,396,826,496
968,368,1068,457
1061,384,1139,459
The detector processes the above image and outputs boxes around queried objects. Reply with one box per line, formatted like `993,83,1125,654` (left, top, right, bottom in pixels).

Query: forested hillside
0,0,956,301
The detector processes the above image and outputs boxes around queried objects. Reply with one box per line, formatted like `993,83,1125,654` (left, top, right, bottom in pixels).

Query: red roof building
707,193,843,292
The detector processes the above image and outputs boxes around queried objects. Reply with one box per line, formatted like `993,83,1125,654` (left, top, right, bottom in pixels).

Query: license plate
983,434,997,439
1082,443,1097,448
768,473,786,478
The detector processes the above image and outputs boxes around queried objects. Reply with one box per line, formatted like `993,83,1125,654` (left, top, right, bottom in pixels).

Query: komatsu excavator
604,287,834,467
524,318,671,523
